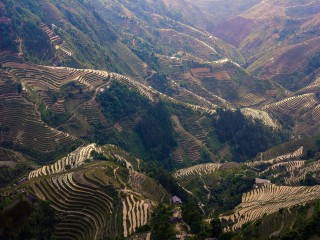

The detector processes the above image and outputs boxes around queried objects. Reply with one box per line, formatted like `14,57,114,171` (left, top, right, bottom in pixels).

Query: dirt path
17,38,23,58
146,232,151,240
200,175,211,201
122,199,128,238
144,70,156,82
55,79,112,129
113,167,119,180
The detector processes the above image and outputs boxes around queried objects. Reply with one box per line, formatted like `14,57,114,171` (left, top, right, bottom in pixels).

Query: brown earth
211,16,259,47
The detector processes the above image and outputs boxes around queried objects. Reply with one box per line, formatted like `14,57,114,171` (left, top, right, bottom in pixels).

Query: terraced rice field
284,160,320,185
241,108,279,129
172,148,184,163
174,163,222,181
1,53,216,126
111,73,156,102
312,104,320,122
50,97,66,113
121,194,151,238
262,93,318,117
245,146,304,168
30,171,119,240
221,184,320,231
128,171,147,193
169,81,218,109
8,63,109,92
0,51,24,65
255,159,320,186
0,71,76,153
28,144,100,179
171,115,204,162
259,160,306,176
159,29,219,61
182,115,210,142
128,170,168,202
76,100,102,125
40,23,74,57
111,73,216,115
168,76,232,109
238,93,266,107
26,144,160,240
150,13,244,64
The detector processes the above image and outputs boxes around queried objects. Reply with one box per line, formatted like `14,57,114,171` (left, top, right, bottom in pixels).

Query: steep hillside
0,52,225,168
92,0,245,65
221,184,320,231
230,200,320,239
1,1,320,239
154,58,286,108
172,135,320,234
2,144,169,240
0,0,247,80
1,50,290,170
245,136,320,185
0,147,35,188
211,0,320,90
97,0,212,29
261,93,320,136
188,0,261,25
0,0,146,79
0,57,79,161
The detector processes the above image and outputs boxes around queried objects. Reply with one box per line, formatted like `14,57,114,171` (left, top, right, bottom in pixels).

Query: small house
171,217,182,223
255,178,271,184
172,196,182,205
254,178,271,188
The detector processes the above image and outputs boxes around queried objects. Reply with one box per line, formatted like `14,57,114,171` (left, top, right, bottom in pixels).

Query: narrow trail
144,70,156,82
178,183,194,196
113,167,119,180
55,79,112,129
17,38,23,58
200,175,211,201
146,232,151,240
114,166,130,189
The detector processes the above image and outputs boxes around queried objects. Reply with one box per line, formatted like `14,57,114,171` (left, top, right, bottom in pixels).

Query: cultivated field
221,184,320,231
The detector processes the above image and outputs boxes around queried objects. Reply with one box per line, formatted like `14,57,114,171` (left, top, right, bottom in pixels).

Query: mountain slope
0,1,320,239
211,0,320,90
0,0,147,79
3,144,169,240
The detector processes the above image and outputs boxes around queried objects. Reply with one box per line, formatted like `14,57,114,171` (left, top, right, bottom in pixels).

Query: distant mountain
187,0,261,25
211,0,320,90
0,0,320,239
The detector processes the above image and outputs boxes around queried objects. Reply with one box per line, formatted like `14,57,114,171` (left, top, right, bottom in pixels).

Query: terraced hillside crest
28,144,101,179
221,184,320,231
7,144,169,240
1,1,320,239
0,52,225,164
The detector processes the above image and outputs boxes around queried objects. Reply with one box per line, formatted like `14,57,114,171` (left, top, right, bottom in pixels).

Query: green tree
12,200,58,240
17,83,23,94
151,204,175,240
213,109,287,162
300,173,318,186
182,202,203,234
211,218,222,237
137,102,176,169
280,231,302,240
96,81,150,122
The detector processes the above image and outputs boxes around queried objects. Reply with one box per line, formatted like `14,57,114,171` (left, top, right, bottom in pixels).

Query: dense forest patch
213,109,288,162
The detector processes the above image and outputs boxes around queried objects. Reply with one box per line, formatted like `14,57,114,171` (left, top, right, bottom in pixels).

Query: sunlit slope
6,144,169,240
211,0,320,90
0,52,224,166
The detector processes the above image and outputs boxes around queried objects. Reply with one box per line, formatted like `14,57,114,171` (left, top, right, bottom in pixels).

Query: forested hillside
0,0,320,239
